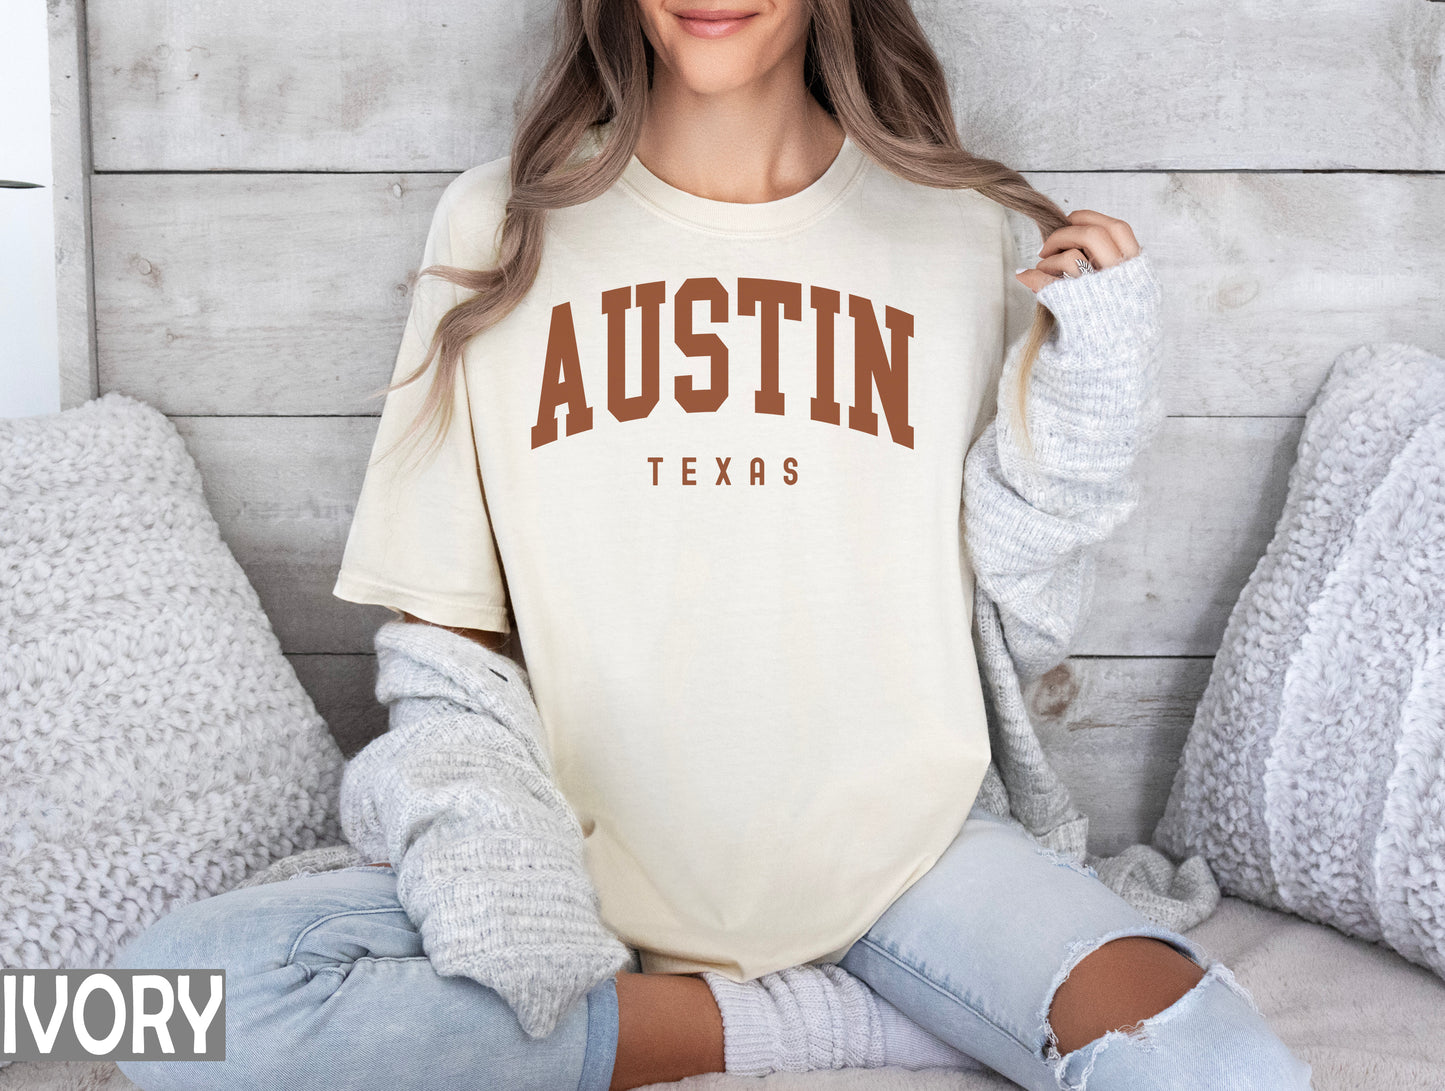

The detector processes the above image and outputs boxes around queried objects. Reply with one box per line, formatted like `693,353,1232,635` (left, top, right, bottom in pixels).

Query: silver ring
1073,256,1095,277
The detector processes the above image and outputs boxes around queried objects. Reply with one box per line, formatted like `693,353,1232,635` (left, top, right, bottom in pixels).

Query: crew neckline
588,119,868,237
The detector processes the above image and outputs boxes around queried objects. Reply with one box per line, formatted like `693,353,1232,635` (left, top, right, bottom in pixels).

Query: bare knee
1045,935,1206,1057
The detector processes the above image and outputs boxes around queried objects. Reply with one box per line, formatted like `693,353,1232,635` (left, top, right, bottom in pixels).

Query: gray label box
2,969,225,1062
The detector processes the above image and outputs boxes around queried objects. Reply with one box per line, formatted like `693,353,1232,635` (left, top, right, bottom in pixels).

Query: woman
114,1,1315,1089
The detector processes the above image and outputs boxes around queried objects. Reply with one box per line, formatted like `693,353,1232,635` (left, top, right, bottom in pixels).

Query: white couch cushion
1155,341,1445,983
0,392,346,981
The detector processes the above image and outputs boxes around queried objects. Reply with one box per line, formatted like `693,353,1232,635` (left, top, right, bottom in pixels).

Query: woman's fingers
1014,266,1061,293
1039,209,1140,268
1039,223,1124,268
1015,241,1115,292
1036,247,1102,280
1014,209,1145,290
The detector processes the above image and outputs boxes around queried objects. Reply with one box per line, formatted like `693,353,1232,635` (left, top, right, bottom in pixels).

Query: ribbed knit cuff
1033,247,1162,359
995,248,1163,493
411,846,631,1039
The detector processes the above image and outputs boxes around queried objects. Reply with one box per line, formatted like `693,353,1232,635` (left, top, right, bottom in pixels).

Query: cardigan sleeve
338,619,631,1040
962,218,1165,683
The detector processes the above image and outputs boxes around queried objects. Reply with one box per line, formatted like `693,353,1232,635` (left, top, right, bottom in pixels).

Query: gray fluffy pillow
0,391,346,976
1153,341,1445,980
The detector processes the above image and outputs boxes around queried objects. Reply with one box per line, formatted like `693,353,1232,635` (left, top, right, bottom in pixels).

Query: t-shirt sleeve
967,205,1038,453
331,179,511,633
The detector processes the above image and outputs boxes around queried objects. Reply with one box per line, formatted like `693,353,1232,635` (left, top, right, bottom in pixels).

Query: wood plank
48,0,98,408
1084,415,1304,657
168,415,1296,659
1004,171,1445,417
285,653,386,759
95,171,1445,418
88,0,1445,171
1024,656,1214,856
93,173,451,415
88,1,553,172
169,415,396,653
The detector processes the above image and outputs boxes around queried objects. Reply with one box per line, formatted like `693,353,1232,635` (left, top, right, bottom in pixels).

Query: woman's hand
1014,209,1143,294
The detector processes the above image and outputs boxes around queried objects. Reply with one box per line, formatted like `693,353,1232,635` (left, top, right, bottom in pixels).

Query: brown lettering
809,286,842,426
674,277,729,413
535,279,915,450
847,297,915,449
603,282,663,423
531,301,594,448
738,278,801,417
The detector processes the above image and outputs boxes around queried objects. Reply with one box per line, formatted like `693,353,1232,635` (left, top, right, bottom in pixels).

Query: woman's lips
674,10,758,38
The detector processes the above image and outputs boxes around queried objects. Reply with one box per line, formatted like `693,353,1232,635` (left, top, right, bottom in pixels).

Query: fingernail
1013,266,1030,275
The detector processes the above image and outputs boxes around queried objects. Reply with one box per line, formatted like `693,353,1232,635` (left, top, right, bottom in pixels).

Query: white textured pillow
1154,342,1445,981
0,391,346,976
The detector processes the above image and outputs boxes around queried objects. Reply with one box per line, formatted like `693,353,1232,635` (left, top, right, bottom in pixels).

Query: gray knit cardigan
963,250,1218,926
309,247,1219,1039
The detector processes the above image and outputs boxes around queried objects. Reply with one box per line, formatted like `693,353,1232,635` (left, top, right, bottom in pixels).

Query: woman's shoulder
853,152,1006,256
949,183,1011,229
442,124,603,222
429,153,513,266
442,154,513,223
872,153,1007,226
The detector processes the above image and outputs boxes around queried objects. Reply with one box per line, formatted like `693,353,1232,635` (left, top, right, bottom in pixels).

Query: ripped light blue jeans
112,801,1313,1090
836,802,1314,1090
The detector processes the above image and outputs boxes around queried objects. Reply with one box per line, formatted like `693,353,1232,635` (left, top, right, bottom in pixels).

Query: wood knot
1030,662,1079,720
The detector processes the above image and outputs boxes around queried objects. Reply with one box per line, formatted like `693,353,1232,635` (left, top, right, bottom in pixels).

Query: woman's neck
630,81,844,206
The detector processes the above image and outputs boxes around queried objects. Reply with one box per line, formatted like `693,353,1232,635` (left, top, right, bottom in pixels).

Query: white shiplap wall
75,0,1445,850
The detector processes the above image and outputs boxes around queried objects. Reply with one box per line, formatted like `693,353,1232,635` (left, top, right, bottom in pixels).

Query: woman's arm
398,609,511,653
350,611,515,866
340,618,629,1039
963,211,1164,684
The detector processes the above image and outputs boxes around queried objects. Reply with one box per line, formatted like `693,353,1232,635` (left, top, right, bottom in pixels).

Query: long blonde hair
369,0,1066,470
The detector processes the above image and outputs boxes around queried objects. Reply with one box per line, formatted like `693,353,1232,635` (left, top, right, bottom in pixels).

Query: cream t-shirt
333,119,1036,979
